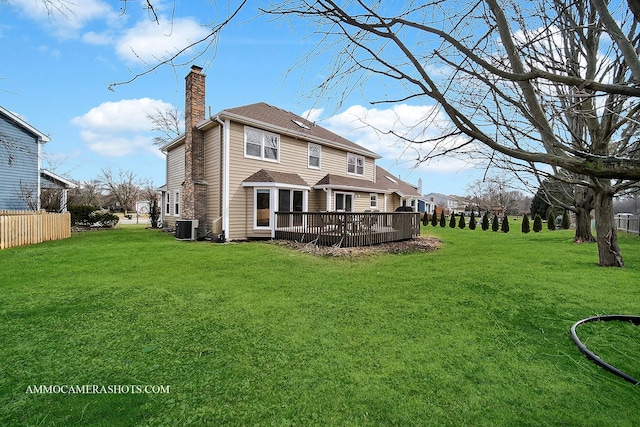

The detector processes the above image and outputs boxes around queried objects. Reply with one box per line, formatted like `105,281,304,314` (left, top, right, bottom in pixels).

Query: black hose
570,314,640,385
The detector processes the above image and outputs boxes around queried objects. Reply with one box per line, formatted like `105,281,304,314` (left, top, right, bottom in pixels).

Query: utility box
175,219,199,240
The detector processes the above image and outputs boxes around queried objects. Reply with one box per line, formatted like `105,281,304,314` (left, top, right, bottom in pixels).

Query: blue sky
1,0,485,195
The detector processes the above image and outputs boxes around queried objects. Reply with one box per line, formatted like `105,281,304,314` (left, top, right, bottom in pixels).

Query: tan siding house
161,65,423,241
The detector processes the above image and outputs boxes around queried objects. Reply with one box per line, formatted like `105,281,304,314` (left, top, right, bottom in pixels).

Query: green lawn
1,223,639,426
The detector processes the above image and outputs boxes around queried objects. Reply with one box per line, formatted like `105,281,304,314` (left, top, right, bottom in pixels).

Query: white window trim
347,152,365,176
370,194,378,209
165,193,170,215
254,188,273,229
244,126,280,163
308,143,321,169
173,190,180,217
334,191,355,212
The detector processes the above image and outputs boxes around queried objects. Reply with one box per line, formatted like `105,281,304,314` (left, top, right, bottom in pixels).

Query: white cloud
82,31,113,46
71,98,175,157
310,103,481,174
115,16,209,64
10,0,117,38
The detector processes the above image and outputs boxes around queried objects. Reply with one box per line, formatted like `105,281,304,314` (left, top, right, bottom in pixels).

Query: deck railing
0,210,71,250
274,211,421,247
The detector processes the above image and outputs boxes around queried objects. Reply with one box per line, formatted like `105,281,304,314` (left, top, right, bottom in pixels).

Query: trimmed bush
469,211,476,230
492,215,500,232
449,214,457,228
439,211,446,227
521,214,531,233
69,204,99,226
458,212,466,229
562,210,571,229
547,211,556,231
481,212,490,231
501,214,510,233
533,214,543,232
89,210,120,228
431,208,439,226
422,213,429,226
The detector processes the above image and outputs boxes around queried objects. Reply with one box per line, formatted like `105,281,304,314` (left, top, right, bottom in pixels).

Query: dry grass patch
269,235,441,257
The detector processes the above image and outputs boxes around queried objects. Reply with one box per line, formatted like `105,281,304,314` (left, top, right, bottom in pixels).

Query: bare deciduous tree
148,105,183,146
259,0,640,267
99,168,141,214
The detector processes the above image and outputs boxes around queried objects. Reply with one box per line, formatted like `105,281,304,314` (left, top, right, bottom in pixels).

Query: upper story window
308,143,321,169
347,153,364,176
245,126,279,162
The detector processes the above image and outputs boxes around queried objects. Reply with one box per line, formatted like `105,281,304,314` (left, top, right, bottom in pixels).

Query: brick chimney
182,65,207,236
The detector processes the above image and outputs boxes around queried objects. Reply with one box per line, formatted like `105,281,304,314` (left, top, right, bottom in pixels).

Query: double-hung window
370,194,378,209
165,193,171,215
245,126,280,162
308,143,321,169
347,153,364,176
173,191,180,216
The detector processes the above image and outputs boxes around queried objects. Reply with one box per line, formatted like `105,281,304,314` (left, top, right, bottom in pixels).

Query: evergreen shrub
458,212,466,229
521,214,531,233
481,212,490,231
492,215,500,232
533,214,543,232
547,211,556,231
501,214,510,233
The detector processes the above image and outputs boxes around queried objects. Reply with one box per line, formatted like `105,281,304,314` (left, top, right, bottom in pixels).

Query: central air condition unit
175,219,199,240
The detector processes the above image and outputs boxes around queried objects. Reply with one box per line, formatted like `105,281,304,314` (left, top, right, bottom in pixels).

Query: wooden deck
274,212,421,248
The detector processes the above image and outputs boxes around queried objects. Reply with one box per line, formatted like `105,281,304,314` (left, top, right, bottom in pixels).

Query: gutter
215,115,230,242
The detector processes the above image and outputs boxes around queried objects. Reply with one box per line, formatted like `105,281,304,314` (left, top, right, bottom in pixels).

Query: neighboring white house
423,192,469,215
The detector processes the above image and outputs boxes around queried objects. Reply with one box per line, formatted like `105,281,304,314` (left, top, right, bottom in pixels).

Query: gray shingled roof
314,174,386,192
243,169,309,187
222,102,380,159
375,166,422,197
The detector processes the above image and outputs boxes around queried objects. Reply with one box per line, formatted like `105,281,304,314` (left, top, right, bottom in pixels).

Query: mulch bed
269,235,441,257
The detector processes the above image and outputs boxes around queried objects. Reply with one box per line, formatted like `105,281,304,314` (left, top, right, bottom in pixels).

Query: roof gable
0,106,50,143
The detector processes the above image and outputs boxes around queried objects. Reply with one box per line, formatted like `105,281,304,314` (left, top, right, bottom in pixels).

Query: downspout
37,140,42,211
215,115,230,242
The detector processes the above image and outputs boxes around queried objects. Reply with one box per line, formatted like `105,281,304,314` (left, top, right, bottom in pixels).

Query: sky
0,0,487,196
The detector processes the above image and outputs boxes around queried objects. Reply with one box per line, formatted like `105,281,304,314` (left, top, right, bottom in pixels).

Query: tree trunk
573,184,595,242
594,185,624,267
574,207,595,242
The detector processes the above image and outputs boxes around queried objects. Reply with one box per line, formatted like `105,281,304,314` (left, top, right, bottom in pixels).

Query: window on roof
245,126,280,162
347,153,364,176
308,143,321,169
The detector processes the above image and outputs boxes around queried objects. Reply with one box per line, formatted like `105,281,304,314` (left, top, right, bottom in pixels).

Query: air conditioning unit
175,219,199,240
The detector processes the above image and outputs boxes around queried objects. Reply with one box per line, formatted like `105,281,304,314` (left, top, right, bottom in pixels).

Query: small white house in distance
423,192,468,215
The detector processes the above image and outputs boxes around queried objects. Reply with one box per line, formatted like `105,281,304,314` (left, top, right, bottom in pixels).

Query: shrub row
69,205,119,228
421,211,568,234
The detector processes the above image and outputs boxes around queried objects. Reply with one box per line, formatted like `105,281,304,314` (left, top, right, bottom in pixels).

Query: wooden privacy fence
0,210,71,250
